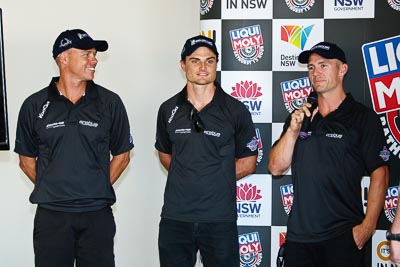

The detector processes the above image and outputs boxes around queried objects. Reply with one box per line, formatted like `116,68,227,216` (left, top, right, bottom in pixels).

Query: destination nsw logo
238,232,263,267
281,24,314,50
237,183,262,219
280,77,313,113
362,35,400,159
231,80,263,116
229,25,264,65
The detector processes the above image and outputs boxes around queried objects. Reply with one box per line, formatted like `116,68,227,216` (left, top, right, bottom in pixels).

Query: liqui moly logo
231,80,263,116
280,184,294,215
285,0,315,13
384,185,399,223
362,36,400,159
200,0,214,15
280,77,313,113
362,35,400,114
238,232,263,267
387,0,400,11
237,183,262,219
229,25,264,65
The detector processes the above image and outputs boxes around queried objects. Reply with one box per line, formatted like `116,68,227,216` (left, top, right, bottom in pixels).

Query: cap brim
298,50,338,64
73,40,108,52
298,51,312,64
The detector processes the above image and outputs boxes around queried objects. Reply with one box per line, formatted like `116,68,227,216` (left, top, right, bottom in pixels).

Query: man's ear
339,63,348,77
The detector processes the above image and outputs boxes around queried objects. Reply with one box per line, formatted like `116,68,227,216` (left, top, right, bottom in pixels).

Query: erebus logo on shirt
168,106,179,124
79,120,99,128
38,101,50,119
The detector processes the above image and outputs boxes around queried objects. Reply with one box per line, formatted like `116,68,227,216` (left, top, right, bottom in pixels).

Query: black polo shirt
15,77,134,212
155,83,258,223
279,94,389,243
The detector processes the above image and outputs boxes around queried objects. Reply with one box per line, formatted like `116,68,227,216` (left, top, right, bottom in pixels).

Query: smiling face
307,53,348,94
180,46,218,87
59,48,98,82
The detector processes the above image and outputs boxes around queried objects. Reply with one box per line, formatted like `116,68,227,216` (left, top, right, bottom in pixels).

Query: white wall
0,1,199,266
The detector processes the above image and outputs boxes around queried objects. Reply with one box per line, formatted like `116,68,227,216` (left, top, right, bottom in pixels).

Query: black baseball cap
298,41,347,64
52,29,108,59
181,35,219,61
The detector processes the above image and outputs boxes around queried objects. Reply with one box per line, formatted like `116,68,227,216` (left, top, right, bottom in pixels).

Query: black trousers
158,218,240,267
284,229,366,267
33,206,116,267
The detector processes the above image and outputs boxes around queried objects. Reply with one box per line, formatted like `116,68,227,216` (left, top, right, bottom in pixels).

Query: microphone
299,91,318,139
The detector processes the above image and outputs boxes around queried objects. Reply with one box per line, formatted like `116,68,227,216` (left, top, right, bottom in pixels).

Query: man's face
180,47,218,86
307,53,347,94
63,48,98,81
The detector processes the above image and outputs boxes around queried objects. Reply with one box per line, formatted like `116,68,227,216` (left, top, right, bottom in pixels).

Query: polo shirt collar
47,77,99,101
176,81,226,108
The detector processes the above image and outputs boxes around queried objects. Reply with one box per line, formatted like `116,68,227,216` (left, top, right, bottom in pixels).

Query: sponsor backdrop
199,1,400,267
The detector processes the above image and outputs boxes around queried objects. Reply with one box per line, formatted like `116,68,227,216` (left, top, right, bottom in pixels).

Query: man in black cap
269,41,389,266
15,29,134,267
155,35,258,267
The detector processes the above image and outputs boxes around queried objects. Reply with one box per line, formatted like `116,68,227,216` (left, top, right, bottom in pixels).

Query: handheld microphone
299,91,318,139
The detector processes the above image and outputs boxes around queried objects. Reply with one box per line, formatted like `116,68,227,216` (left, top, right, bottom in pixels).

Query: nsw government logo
229,25,264,65
285,0,315,13
237,183,262,219
280,77,313,113
200,0,214,15
239,232,263,267
384,185,399,223
231,80,263,116
280,184,294,215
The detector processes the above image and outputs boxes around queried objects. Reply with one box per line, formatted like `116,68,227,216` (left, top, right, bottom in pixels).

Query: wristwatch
386,230,400,241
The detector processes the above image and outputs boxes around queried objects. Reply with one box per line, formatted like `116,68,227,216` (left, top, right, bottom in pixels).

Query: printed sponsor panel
324,0,375,19
221,71,272,123
200,0,221,20
237,174,272,226
273,0,324,19
272,19,324,71
362,35,400,114
253,123,272,174
200,1,400,265
238,226,271,267
221,19,272,71
271,174,292,226
272,71,310,122
200,19,222,71
372,230,395,266
221,0,273,19
270,123,291,175
270,226,287,267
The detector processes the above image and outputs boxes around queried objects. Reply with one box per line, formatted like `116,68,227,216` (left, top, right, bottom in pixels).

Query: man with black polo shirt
155,35,258,267
269,41,390,266
15,29,134,267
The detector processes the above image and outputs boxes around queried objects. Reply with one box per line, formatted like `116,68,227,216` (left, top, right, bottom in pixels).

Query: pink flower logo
236,183,262,202
231,80,263,100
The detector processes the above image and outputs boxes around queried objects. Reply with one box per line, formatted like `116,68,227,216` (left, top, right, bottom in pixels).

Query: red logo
237,183,262,202
231,80,263,100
